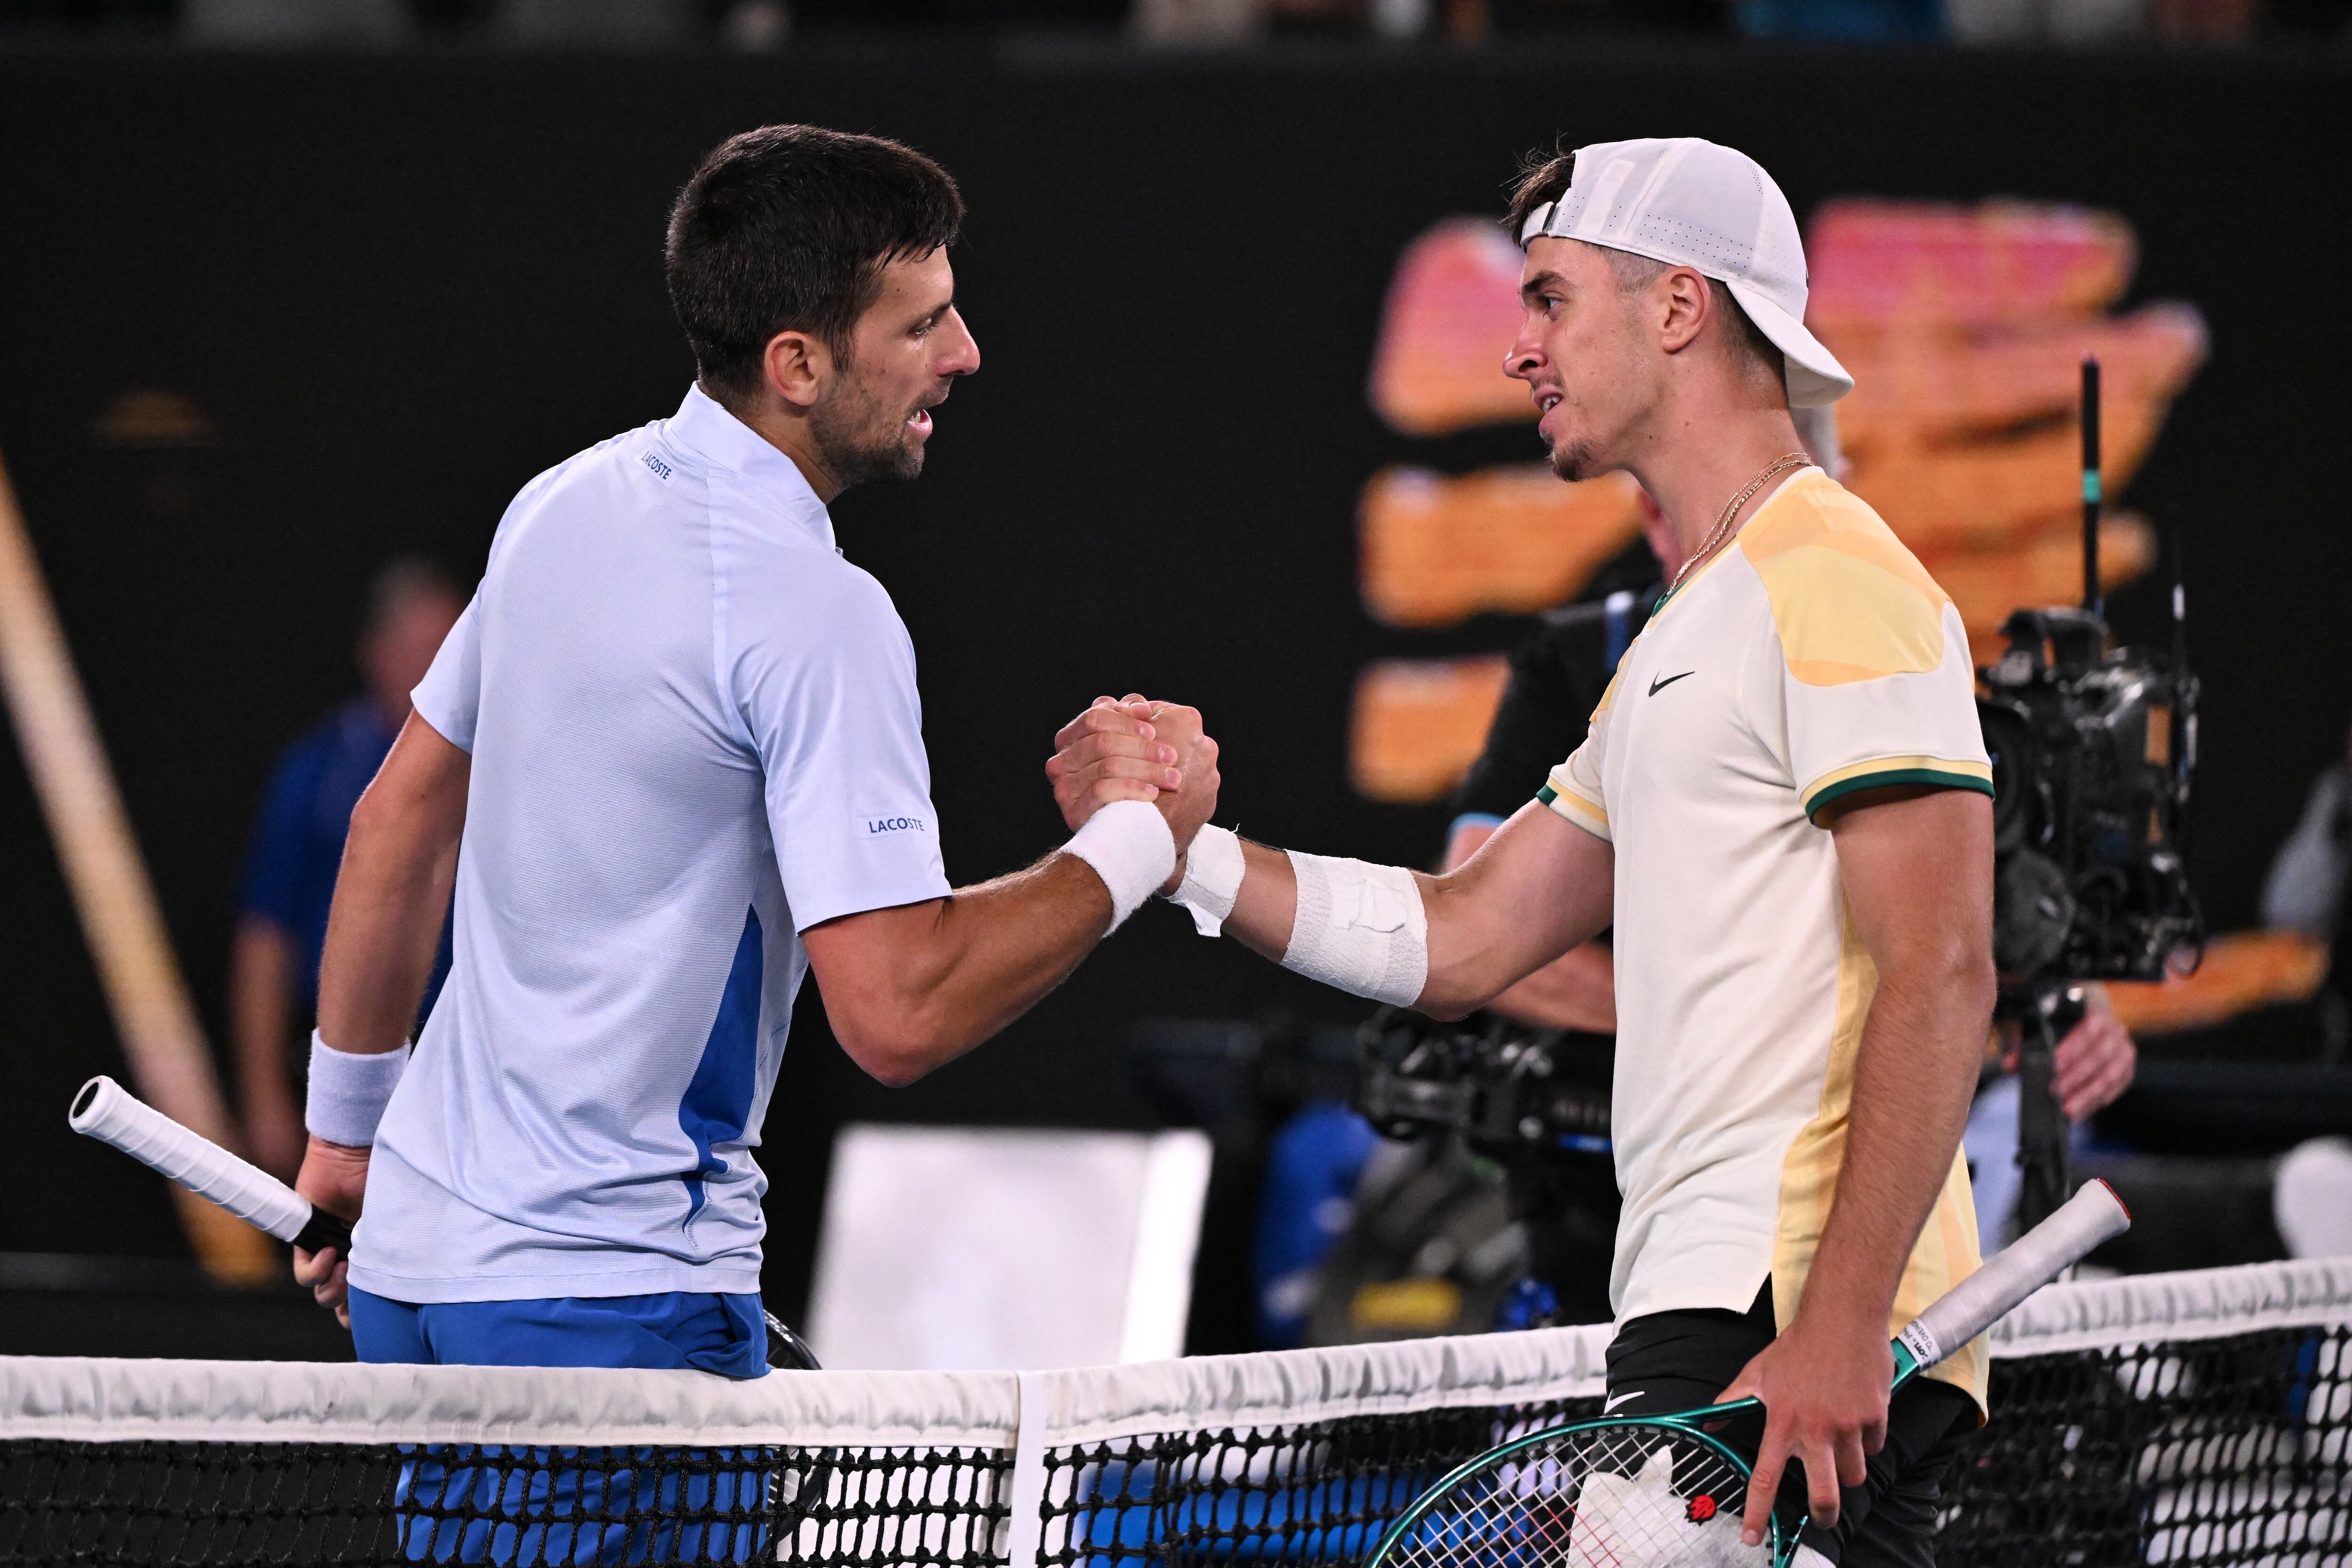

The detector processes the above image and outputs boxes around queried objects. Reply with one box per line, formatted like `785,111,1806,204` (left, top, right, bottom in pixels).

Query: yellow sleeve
1740,482,1991,821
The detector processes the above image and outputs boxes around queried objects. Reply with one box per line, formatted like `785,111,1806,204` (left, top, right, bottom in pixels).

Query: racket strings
1382,1422,1766,1568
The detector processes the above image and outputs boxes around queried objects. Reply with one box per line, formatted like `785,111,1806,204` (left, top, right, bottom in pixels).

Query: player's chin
876,438,926,483
1547,441,1597,484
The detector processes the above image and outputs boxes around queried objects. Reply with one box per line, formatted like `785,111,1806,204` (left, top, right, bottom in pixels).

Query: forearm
317,825,454,1054
1218,839,1300,962
813,855,1113,1084
1209,805,1613,1019
1801,962,1989,1336
1488,941,1616,1033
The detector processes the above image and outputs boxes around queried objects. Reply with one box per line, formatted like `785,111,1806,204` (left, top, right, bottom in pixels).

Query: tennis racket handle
69,1075,353,1257
1897,1178,2130,1369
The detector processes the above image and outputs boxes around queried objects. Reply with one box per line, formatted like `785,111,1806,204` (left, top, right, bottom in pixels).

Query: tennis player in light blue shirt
290,125,1222,1382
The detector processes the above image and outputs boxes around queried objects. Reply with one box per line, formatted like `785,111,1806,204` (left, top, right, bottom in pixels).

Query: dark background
3,42,2347,1350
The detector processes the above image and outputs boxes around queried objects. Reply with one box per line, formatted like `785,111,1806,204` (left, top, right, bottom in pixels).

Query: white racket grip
1897,1179,2130,1369
69,1075,347,1253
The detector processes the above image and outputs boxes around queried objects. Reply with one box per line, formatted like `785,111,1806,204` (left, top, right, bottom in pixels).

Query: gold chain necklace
1662,451,1811,598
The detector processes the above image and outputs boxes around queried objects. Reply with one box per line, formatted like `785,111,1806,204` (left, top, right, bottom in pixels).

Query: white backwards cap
1518,137,1852,407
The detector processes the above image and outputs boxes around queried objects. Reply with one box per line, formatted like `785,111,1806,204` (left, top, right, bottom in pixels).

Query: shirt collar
665,383,836,548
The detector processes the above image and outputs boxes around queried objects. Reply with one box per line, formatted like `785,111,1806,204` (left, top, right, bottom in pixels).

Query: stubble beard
1548,438,1599,485
810,369,926,490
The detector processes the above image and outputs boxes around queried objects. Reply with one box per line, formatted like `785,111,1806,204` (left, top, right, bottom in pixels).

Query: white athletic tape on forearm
1280,852,1428,1008
1169,824,1244,936
1065,800,1177,934
306,1032,412,1148
70,1075,312,1245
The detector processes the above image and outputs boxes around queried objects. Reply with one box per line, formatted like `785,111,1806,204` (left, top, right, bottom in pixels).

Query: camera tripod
1998,981,2088,1234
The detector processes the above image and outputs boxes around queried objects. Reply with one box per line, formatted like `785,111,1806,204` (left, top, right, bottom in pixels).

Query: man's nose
944,310,980,377
1503,335,1542,382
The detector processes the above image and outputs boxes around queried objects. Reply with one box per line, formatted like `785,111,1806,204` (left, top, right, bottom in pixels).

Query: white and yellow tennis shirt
1539,467,1994,1408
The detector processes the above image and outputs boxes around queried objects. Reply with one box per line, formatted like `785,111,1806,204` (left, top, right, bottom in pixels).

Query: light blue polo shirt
348,386,951,1305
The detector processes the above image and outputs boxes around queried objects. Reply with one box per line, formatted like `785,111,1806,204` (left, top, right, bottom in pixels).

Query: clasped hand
1046,694,1221,892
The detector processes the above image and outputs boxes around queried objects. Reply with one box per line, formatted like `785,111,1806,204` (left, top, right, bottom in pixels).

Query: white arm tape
1281,851,1429,1008
1064,800,1177,933
305,1032,412,1147
1168,824,1244,936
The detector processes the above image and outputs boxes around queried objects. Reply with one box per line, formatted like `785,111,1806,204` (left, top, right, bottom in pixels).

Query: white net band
7,1257,2347,1449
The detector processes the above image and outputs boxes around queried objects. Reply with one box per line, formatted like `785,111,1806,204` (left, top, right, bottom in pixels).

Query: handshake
1045,694,1223,898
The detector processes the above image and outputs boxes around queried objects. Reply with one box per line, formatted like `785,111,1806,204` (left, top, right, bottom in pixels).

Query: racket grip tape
1898,1178,2130,1369
291,1206,355,1257
70,1075,351,1255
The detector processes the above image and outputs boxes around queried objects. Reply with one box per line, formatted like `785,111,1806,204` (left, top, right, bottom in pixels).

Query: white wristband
1281,851,1430,1008
305,1031,412,1147
1168,824,1245,936
1065,800,1177,933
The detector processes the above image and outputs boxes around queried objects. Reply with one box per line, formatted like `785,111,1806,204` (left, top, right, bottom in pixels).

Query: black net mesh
0,1441,1006,1566
1935,1322,2351,1568
0,1319,2342,1566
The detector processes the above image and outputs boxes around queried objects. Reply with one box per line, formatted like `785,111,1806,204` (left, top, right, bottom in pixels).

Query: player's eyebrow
1519,270,1570,304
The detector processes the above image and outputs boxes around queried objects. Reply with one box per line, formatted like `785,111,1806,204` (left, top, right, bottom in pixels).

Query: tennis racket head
1368,1415,1778,1568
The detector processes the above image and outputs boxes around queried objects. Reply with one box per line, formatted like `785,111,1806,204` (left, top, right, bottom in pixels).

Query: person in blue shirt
231,560,464,1180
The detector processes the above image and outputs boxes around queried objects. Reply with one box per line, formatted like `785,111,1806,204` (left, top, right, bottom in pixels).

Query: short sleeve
410,596,481,753
1742,496,1992,821
1537,669,1617,843
731,567,952,933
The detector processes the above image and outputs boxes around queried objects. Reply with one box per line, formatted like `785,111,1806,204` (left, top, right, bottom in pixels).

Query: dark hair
1505,144,1785,393
1503,144,1577,243
664,125,964,403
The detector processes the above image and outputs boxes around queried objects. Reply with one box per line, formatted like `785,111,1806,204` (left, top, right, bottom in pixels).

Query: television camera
1978,358,2204,1226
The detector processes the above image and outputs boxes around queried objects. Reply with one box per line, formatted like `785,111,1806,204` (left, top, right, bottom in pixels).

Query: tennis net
0,1255,2342,1567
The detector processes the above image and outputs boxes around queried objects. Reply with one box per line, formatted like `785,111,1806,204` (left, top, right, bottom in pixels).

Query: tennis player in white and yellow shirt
1049,137,1995,1568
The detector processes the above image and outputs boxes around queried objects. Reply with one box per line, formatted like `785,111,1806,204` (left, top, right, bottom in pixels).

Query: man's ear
1654,266,1712,356
762,329,834,412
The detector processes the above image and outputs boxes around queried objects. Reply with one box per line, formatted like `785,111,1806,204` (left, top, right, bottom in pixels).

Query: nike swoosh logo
1648,671,1695,696
1605,1390,1644,1413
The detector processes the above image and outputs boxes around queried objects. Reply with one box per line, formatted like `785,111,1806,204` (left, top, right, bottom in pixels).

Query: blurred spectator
719,0,789,46
230,560,461,1179
1946,0,2146,41
1132,0,1263,39
2261,718,2351,1060
1962,987,2134,1247
499,0,697,42
2273,1136,2352,1258
183,0,410,43
1734,0,1940,38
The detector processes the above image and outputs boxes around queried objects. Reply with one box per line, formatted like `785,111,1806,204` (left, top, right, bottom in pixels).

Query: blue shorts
348,1289,770,1564
348,1287,768,1380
